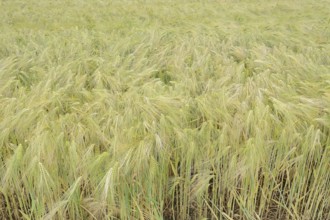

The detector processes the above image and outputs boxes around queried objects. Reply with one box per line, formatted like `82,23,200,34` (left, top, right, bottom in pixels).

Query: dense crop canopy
0,0,329,219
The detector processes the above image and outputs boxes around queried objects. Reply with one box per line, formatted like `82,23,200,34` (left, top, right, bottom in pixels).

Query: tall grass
0,0,329,219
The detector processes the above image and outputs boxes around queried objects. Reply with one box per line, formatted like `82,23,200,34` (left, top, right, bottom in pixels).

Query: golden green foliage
0,0,329,219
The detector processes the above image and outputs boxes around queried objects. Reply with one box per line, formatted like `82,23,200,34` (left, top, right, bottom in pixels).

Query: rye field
0,0,329,219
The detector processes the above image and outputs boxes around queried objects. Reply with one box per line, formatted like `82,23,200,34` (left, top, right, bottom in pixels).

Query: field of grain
0,0,329,219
